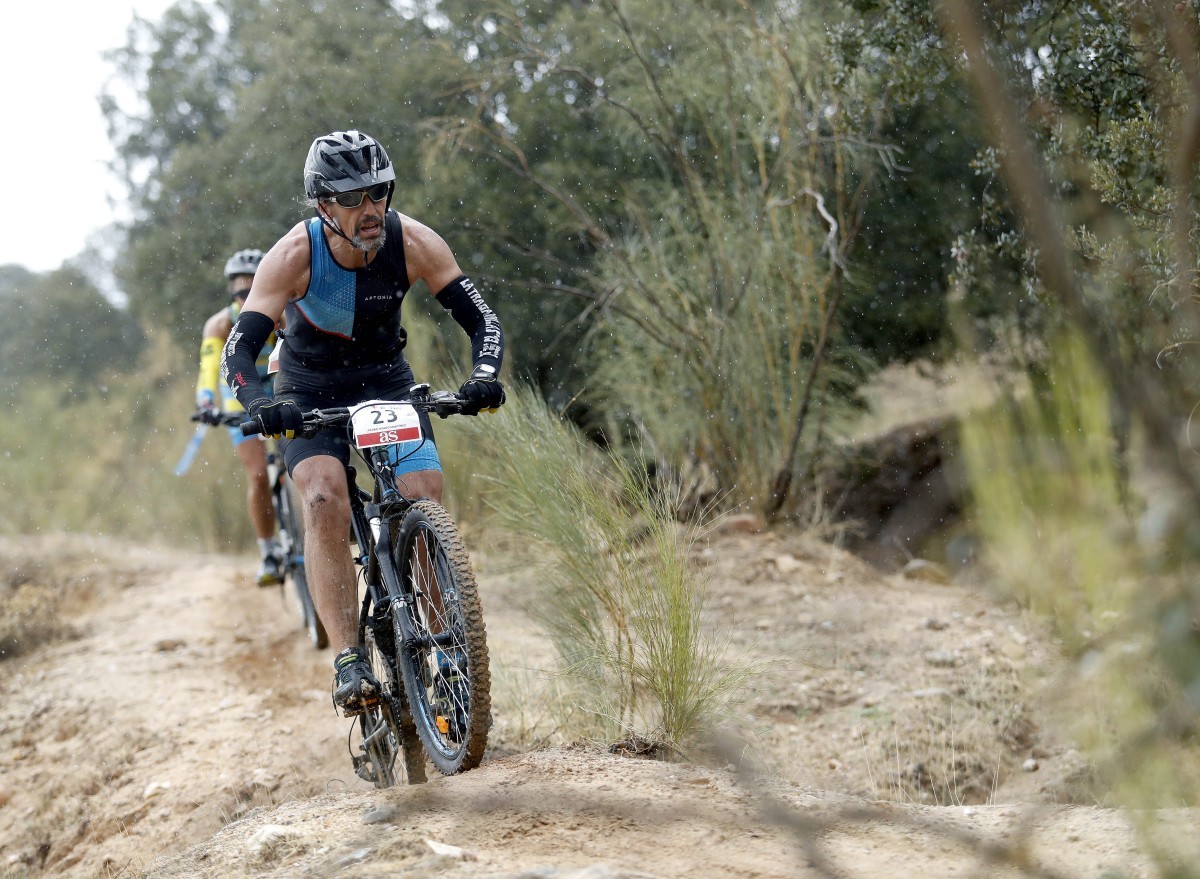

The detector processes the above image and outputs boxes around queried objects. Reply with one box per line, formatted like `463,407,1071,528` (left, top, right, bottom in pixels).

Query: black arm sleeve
220,310,275,409
435,275,504,375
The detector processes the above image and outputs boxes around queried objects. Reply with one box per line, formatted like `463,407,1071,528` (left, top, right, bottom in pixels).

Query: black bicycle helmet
303,130,396,199
224,248,263,279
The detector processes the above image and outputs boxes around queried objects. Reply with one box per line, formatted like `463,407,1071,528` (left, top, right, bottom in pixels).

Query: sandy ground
0,529,1195,879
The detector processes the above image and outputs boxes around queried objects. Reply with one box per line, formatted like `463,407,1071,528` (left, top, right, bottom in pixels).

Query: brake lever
407,382,432,401
427,390,464,418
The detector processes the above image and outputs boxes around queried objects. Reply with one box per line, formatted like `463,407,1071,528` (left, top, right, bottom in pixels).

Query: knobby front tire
392,499,490,775
279,478,327,650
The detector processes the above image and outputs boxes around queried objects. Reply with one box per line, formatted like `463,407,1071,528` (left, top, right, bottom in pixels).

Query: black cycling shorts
274,357,437,476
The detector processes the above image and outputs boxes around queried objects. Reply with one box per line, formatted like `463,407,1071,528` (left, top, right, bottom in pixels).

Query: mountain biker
220,130,505,717
195,248,284,586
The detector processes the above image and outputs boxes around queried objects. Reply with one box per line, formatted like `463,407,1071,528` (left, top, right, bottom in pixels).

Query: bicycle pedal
436,715,450,735
338,696,381,719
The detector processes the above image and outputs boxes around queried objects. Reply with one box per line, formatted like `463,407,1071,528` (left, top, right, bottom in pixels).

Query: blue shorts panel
381,437,443,476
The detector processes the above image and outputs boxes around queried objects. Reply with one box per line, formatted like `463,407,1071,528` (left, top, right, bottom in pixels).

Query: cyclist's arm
221,224,310,409
196,311,233,409
402,215,505,376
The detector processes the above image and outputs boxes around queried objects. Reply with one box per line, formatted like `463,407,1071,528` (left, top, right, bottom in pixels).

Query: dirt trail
0,532,1194,878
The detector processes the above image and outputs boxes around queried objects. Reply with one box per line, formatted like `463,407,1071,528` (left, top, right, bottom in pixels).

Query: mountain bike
242,385,491,786
188,411,327,649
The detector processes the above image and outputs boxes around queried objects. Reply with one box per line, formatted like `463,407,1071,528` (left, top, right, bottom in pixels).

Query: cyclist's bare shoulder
266,222,313,285
201,309,234,341
394,211,463,293
243,223,313,319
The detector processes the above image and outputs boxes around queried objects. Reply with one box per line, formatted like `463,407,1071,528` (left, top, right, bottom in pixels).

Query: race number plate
350,400,422,449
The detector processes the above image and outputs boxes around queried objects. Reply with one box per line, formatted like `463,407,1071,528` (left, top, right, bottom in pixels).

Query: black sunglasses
324,182,391,208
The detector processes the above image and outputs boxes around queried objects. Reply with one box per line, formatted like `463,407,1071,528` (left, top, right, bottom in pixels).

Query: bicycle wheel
279,478,327,649
354,600,427,787
391,499,490,775
355,617,397,787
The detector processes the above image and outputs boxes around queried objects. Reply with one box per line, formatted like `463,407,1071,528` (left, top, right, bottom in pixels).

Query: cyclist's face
321,188,387,251
229,275,253,301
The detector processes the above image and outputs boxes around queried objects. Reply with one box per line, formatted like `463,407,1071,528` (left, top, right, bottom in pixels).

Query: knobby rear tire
356,611,428,788
392,499,490,775
358,624,399,788
280,478,327,650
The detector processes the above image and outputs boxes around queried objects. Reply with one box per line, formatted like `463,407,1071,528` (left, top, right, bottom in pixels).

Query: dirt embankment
0,532,1194,879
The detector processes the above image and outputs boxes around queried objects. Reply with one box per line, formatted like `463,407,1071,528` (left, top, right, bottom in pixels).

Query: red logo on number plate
357,426,422,447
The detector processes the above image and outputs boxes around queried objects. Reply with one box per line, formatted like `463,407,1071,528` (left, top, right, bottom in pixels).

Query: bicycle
187,411,328,650
241,384,491,786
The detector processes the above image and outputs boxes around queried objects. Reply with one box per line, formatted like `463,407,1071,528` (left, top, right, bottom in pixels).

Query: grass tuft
454,383,755,752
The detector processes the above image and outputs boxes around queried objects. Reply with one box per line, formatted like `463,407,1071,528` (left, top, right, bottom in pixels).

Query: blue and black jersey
279,210,412,372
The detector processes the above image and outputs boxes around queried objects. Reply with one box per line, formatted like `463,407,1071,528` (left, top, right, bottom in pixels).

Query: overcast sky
2,0,176,274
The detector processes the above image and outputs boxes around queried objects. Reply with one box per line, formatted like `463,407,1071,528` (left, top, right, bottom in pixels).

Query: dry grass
0,536,126,659
0,335,249,552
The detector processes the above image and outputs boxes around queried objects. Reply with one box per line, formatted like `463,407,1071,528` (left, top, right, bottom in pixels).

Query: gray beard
351,224,386,253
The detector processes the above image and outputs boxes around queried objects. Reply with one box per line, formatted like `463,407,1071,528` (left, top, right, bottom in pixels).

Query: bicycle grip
240,418,264,437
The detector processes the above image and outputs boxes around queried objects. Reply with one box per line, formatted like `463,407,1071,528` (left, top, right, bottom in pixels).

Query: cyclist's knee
294,457,351,532
303,491,351,539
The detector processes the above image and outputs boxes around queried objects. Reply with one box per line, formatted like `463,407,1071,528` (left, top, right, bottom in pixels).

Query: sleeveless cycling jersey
279,211,411,372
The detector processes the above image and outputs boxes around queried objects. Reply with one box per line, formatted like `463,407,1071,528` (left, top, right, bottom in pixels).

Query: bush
454,383,754,751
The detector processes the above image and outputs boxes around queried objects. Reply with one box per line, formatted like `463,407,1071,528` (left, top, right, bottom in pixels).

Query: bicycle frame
266,446,290,553
344,448,459,665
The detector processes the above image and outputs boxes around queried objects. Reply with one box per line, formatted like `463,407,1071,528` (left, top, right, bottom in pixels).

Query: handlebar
239,385,468,438
191,410,251,428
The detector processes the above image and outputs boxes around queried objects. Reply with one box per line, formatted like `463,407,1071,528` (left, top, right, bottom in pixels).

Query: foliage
429,0,906,514
839,83,991,362
0,265,145,398
0,333,247,551
457,383,753,751
942,0,1200,870
0,265,36,297
962,333,1130,646
842,1,1192,374
960,333,1200,834
102,0,451,340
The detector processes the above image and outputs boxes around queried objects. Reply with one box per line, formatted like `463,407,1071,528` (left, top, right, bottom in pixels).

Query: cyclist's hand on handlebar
194,390,220,424
194,405,223,425
247,397,303,438
458,369,505,416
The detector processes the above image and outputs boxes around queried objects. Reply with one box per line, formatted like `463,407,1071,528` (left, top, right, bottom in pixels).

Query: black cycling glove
195,405,223,426
458,367,506,416
248,397,303,438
